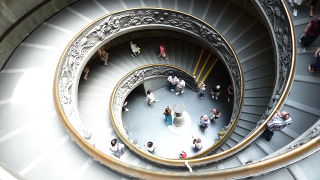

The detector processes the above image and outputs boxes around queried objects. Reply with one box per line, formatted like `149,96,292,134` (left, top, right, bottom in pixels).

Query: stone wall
0,0,78,68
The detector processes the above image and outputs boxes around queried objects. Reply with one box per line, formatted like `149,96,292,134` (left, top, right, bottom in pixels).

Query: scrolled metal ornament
57,8,243,136
289,123,320,150
55,8,243,167
252,0,294,128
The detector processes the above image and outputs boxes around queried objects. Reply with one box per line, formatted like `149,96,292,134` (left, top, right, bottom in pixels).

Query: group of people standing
199,108,222,131
167,74,186,95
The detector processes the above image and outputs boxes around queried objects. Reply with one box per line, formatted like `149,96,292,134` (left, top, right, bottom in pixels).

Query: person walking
122,101,129,112
299,18,320,52
158,44,168,59
263,110,292,141
109,139,125,158
199,82,207,99
130,41,141,57
211,85,221,100
83,66,90,80
98,47,109,65
227,85,234,103
179,151,187,159
289,0,304,17
308,0,319,17
176,79,186,95
146,89,160,105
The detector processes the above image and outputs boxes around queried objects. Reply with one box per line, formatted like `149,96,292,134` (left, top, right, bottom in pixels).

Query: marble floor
122,86,232,159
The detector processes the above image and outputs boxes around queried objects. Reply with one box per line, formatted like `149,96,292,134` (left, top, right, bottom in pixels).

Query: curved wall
0,0,78,68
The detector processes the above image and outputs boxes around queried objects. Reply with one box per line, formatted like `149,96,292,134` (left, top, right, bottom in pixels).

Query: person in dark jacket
300,18,320,51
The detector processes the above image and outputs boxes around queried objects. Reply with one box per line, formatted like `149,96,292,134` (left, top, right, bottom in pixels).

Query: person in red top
179,151,187,158
158,44,168,59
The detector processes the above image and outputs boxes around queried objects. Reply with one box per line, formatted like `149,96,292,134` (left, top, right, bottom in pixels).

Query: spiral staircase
0,0,319,179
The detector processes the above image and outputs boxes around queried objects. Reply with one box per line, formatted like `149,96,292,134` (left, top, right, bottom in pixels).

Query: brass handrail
54,7,244,167
109,64,240,164
53,0,306,178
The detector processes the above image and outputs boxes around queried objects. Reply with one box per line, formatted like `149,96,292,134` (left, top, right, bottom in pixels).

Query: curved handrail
54,8,244,167
110,64,238,163
52,0,311,178
56,87,320,179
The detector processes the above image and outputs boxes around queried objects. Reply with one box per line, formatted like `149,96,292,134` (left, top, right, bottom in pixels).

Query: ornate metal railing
206,0,298,159
54,7,243,167
111,65,198,139
52,0,317,178
111,64,197,136
225,0,297,149
111,64,239,164
253,0,295,128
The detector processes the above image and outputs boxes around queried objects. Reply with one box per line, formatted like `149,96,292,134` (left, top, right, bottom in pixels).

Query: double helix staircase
0,0,319,179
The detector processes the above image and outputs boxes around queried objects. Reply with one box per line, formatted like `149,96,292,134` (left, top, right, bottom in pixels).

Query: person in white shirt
167,75,179,91
176,79,186,95
146,89,160,105
263,110,292,141
110,139,124,158
130,41,141,57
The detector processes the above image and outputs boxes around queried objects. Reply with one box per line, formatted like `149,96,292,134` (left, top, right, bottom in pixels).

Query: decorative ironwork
289,121,320,150
52,3,304,179
252,1,294,128
112,65,197,132
56,9,243,148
